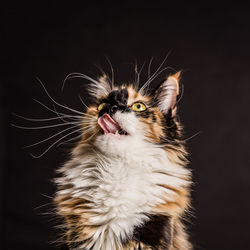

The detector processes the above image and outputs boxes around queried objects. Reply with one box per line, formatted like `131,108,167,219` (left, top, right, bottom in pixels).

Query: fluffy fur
54,71,192,250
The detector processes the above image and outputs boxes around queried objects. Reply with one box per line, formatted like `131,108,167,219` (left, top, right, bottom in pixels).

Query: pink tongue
98,113,120,134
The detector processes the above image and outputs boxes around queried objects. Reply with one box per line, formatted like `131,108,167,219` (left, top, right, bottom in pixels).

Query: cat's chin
96,132,131,143
104,133,128,139
94,132,142,157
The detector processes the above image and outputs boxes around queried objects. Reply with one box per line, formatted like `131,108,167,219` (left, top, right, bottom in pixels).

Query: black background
1,4,250,250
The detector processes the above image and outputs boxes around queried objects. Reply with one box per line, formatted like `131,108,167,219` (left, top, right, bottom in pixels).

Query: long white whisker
160,131,201,144
33,99,82,119
134,60,139,89
57,125,96,147
81,121,94,126
140,52,172,93
82,114,96,118
57,133,83,147
105,56,114,89
12,113,77,122
148,57,154,79
61,73,99,91
11,122,82,130
83,130,99,142
140,66,170,93
52,104,71,123
181,131,202,142
145,57,154,93
78,95,89,109
81,118,96,122
24,125,80,148
80,126,96,135
136,61,146,90
30,127,85,158
36,77,86,116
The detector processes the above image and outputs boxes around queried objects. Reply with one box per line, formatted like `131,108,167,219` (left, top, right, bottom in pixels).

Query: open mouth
98,113,128,136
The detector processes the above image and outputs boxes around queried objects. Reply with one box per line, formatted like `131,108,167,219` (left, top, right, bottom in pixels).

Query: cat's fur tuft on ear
155,71,181,116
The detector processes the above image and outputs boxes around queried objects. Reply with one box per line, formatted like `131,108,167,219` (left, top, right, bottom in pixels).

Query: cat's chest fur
57,144,189,249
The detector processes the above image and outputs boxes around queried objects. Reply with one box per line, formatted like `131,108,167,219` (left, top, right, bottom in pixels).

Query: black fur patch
162,111,180,141
98,88,129,117
132,215,172,248
68,232,88,249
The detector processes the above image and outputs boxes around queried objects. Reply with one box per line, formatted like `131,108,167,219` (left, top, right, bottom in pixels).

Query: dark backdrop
1,4,250,250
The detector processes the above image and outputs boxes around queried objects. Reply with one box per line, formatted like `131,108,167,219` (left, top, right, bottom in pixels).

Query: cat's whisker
139,54,168,92
30,127,86,158
78,95,89,110
105,56,115,89
12,113,79,122
85,130,99,142
34,202,53,211
11,121,82,130
140,52,173,93
23,125,80,148
159,131,201,144
80,126,97,137
140,66,170,93
52,104,73,124
137,61,146,90
146,57,155,93
36,77,86,116
148,56,154,80
57,132,84,147
57,125,96,147
180,131,202,142
34,99,82,119
82,113,96,118
81,120,95,125
61,72,99,92
134,60,139,89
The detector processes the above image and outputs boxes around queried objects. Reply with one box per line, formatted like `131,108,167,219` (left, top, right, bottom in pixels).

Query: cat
54,70,192,250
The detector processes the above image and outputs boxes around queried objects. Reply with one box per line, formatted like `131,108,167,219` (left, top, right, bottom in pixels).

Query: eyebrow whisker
61,72,99,92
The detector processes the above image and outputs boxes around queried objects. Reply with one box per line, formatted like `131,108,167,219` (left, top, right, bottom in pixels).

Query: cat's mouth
98,113,128,136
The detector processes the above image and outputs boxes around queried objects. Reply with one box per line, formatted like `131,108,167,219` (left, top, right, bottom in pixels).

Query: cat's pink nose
97,113,120,134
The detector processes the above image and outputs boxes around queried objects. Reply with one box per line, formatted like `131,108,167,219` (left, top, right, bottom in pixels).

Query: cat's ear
154,71,181,116
89,74,112,99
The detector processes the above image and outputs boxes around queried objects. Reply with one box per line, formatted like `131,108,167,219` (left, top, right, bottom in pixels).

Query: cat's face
78,72,181,155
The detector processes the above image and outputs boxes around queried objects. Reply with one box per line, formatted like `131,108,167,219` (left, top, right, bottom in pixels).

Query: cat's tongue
98,113,120,134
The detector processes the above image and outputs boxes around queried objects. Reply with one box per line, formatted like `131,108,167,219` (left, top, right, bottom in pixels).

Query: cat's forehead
100,85,150,106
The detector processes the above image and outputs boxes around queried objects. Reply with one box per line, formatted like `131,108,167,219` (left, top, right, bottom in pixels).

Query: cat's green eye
132,102,147,112
97,103,105,111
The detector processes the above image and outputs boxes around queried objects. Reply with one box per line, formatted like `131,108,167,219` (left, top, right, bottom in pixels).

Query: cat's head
76,72,183,156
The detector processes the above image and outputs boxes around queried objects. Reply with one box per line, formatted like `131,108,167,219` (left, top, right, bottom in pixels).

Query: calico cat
54,70,192,250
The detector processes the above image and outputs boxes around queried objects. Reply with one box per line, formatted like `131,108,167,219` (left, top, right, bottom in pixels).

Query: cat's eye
132,102,147,112
97,103,106,111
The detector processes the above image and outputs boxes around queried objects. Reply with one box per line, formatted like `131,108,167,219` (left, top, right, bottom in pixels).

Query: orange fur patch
54,195,100,246
152,186,190,216
127,85,150,106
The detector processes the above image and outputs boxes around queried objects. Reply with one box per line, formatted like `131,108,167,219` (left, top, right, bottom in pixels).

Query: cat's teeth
115,130,119,135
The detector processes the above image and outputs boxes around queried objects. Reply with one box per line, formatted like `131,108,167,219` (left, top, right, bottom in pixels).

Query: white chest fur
57,143,189,250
